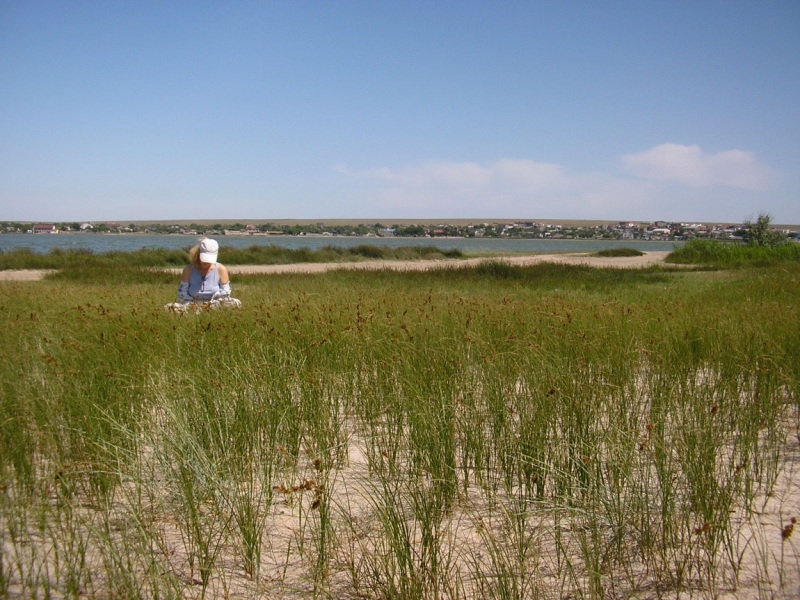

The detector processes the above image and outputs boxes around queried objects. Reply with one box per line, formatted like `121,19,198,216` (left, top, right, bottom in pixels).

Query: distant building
33,224,57,234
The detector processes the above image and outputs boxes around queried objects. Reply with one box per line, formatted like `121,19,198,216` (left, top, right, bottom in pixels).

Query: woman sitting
165,238,241,311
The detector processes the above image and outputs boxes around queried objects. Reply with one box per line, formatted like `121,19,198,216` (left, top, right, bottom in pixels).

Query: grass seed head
782,518,796,540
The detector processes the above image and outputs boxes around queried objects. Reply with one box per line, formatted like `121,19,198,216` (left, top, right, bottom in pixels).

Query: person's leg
164,302,189,312
165,301,205,313
219,298,242,308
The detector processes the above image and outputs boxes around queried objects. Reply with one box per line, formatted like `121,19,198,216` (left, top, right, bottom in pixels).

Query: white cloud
335,146,784,220
338,159,565,194
338,159,649,218
621,143,777,190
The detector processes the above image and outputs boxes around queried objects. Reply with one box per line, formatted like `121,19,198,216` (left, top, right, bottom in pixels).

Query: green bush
348,244,385,258
593,247,645,257
741,213,787,246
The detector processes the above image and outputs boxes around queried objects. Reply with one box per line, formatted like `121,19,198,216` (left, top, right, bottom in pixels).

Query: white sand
222,251,670,275
0,269,56,281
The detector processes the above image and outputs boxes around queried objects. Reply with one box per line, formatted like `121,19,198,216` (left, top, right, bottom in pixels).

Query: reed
0,260,798,597
0,243,464,270
592,247,644,257
667,239,800,266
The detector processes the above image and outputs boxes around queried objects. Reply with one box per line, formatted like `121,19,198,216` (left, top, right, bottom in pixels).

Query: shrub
594,248,644,257
348,245,386,259
741,213,787,247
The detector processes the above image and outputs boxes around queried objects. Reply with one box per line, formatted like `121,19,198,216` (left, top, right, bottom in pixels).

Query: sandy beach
0,269,57,281
221,250,670,275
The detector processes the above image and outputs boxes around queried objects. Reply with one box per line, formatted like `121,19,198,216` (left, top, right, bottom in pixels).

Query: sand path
0,251,670,281
222,250,669,275
0,269,57,281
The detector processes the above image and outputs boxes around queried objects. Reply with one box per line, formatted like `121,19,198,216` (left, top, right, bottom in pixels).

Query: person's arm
217,264,230,285
216,264,232,298
177,265,193,302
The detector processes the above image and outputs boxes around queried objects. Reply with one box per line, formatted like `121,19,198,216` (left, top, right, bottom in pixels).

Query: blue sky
1,1,798,222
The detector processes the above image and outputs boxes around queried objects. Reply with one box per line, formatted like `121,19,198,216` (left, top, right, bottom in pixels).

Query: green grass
592,247,644,257
0,246,190,270
233,260,672,290
0,261,798,598
44,265,178,284
667,238,800,266
0,244,463,270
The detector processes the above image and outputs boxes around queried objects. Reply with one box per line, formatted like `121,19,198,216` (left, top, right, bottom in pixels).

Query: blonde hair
188,244,202,268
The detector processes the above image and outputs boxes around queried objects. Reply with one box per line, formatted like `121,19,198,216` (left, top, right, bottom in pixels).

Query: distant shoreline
5,218,799,228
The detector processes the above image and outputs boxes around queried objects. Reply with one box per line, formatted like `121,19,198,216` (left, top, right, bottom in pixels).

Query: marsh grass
45,265,178,284
592,247,644,257
667,239,800,266
0,262,799,597
0,244,464,271
0,247,190,270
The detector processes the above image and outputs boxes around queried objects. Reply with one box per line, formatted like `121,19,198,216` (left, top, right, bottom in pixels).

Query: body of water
0,233,681,255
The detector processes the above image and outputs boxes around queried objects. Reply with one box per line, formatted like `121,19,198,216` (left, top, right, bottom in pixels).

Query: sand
0,269,56,281
222,251,670,275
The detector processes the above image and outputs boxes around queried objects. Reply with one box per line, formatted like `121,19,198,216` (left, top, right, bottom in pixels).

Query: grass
0,244,463,270
0,258,799,598
592,247,644,257
667,239,800,266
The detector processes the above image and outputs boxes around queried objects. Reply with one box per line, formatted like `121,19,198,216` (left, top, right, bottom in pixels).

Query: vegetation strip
667,239,800,266
0,244,464,271
0,252,671,282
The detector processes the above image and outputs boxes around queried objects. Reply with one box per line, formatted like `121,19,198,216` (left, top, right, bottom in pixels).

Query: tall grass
667,239,800,266
0,244,464,270
592,247,644,257
0,262,798,597
0,247,190,270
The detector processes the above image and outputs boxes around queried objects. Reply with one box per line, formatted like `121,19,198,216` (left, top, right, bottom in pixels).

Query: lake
0,233,680,255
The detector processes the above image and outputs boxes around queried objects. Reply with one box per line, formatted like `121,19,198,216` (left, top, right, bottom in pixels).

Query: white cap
198,238,219,263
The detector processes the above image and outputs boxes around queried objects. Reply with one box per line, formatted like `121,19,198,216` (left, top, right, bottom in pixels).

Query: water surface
0,233,680,255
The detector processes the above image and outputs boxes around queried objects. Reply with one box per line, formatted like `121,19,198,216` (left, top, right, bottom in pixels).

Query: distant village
2,220,798,241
